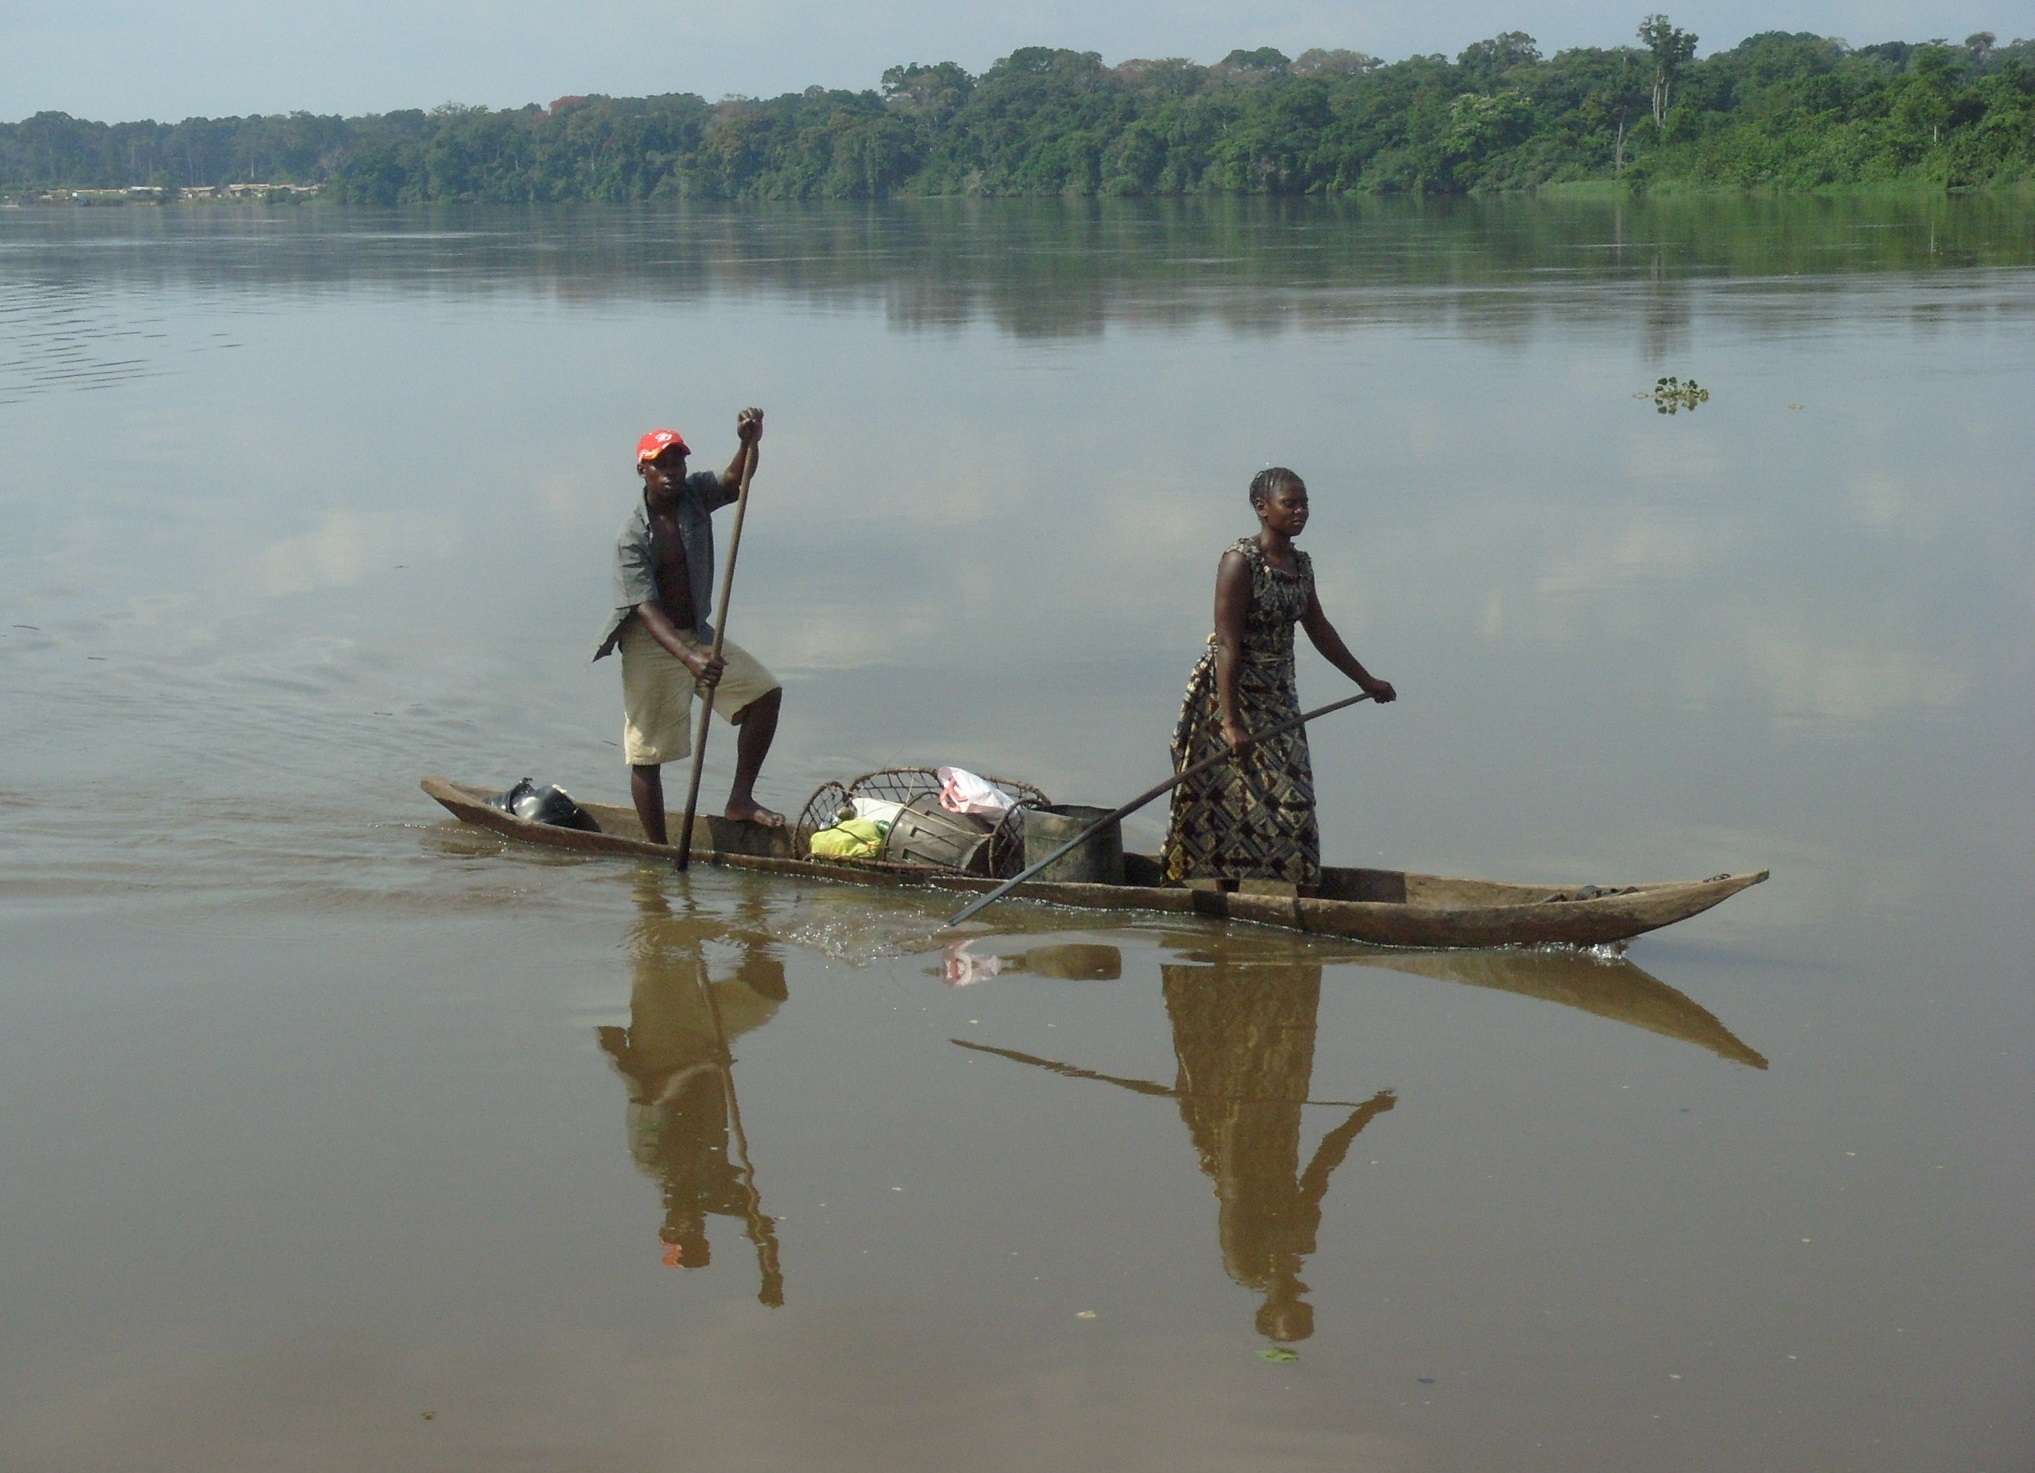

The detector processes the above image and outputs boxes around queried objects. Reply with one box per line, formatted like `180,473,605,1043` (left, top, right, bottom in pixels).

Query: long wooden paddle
951,1037,1389,1107
674,437,759,870
941,690,1375,928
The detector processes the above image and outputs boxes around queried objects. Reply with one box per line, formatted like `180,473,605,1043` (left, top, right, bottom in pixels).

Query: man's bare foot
726,800,786,828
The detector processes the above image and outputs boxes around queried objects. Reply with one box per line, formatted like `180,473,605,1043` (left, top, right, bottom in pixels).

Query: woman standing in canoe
1163,468,1396,890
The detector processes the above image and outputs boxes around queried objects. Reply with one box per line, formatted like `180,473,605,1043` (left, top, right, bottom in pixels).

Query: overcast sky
3,0,2017,123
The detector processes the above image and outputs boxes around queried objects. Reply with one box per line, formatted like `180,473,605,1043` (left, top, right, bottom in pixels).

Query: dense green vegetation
5,22,2031,200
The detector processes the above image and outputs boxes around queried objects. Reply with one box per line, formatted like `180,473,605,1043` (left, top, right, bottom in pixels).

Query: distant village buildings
15,182,322,205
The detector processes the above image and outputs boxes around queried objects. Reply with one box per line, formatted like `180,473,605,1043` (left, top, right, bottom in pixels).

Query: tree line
5,22,2031,200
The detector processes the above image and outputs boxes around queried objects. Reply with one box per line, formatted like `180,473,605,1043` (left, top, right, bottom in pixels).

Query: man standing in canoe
593,410,785,841
1163,467,1395,891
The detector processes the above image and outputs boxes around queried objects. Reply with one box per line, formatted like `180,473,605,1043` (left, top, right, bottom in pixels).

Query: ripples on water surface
1,196,2030,1470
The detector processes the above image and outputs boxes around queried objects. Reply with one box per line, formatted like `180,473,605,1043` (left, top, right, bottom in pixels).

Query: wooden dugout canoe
420,776,1768,949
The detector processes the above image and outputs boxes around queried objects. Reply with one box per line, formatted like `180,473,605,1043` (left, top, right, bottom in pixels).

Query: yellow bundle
807,816,888,859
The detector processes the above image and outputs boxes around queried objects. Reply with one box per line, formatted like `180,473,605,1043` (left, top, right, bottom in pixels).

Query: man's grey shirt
591,469,736,661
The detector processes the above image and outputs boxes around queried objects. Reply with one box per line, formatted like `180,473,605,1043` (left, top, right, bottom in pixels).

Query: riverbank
9,178,2032,211
1535,177,2035,199
5,183,321,206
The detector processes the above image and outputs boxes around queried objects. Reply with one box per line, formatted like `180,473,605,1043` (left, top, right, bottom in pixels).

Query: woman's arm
1301,585,1396,702
1213,550,1254,748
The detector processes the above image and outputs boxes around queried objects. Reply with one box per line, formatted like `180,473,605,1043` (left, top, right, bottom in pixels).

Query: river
2,194,2030,1470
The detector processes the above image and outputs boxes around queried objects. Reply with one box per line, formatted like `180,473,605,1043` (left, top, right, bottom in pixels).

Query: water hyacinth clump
1649,376,1711,413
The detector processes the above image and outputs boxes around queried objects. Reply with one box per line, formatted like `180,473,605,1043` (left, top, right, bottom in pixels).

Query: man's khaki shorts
619,619,780,766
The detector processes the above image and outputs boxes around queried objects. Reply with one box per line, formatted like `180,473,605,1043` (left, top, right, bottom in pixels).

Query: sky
3,0,2020,123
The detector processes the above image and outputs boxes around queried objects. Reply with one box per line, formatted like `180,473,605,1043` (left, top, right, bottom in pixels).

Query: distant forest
5,21,2032,199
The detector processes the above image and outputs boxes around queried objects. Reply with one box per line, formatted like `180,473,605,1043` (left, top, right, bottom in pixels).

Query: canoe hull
419,777,1766,949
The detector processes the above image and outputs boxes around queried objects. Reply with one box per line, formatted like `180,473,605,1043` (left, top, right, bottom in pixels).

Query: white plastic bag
851,796,907,827
936,766,1015,820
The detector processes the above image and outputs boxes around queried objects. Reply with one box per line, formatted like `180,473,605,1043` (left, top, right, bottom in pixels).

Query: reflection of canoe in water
1160,927,1767,1067
1374,949,1767,1066
420,776,1767,949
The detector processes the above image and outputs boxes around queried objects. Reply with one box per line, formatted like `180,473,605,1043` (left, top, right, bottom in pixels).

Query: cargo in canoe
420,776,1767,950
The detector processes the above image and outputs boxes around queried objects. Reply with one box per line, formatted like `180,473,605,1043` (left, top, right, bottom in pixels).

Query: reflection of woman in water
596,876,787,1303
1163,960,1393,1344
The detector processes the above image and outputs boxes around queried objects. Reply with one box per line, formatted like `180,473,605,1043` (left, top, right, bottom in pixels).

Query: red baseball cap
636,428,691,463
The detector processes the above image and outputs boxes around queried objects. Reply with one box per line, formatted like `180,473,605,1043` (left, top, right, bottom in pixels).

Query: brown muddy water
1,196,2030,1471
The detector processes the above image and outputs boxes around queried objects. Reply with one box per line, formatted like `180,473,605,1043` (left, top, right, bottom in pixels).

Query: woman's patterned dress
1163,538,1320,887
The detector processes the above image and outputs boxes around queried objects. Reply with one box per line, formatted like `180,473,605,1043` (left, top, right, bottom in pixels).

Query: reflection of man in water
596,877,787,1302
1163,962,1393,1344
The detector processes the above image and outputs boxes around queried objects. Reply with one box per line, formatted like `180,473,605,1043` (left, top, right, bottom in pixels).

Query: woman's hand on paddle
1359,675,1396,704
1222,716,1254,752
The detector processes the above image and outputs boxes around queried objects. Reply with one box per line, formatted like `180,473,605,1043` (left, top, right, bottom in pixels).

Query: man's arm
636,600,724,686
717,406,764,495
615,521,722,683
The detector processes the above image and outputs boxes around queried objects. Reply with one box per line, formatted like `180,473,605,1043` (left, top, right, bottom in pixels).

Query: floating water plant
1648,376,1710,414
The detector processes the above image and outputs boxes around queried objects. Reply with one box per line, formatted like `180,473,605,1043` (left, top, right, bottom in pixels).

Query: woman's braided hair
1249,466,1304,507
